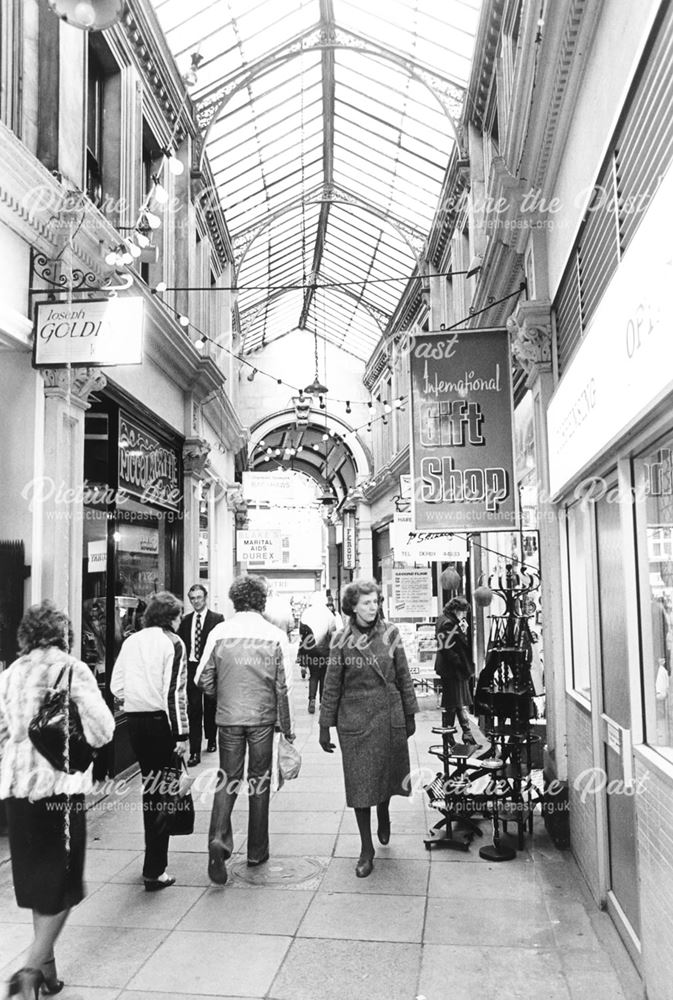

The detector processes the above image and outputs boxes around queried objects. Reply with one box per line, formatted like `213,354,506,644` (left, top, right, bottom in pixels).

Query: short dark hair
18,600,73,655
447,596,470,613
229,575,267,613
341,579,381,617
143,591,183,629
188,584,207,599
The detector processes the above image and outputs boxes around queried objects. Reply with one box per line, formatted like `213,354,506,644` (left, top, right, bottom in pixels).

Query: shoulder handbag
28,664,96,774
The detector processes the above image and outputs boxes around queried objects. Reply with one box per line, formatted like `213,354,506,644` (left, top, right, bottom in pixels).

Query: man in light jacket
196,575,294,885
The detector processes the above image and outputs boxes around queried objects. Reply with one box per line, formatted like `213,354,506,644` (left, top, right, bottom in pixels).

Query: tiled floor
0,668,645,1000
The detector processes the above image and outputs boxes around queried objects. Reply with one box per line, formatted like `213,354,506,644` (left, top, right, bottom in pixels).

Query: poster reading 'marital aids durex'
409,328,517,532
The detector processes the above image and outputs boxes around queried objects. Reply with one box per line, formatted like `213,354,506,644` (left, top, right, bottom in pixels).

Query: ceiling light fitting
47,0,124,31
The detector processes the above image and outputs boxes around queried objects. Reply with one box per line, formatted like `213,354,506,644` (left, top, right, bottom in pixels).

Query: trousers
208,725,274,864
187,661,216,753
126,711,175,879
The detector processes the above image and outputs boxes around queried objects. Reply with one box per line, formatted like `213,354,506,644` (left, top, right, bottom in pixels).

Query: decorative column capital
182,436,211,478
507,299,553,386
41,367,107,409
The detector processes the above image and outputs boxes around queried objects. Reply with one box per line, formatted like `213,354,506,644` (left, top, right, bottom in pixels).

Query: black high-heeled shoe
8,968,45,1000
40,959,63,996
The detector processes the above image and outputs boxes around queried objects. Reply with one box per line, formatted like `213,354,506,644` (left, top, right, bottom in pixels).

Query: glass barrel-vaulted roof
150,0,483,361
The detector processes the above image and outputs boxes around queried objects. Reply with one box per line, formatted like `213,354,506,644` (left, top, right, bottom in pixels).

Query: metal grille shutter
616,9,673,250
554,4,673,376
578,163,620,324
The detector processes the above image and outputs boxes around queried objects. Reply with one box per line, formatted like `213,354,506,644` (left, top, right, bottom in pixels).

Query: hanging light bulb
120,250,134,265
104,249,118,266
142,210,161,230
182,52,204,88
197,334,207,348
247,368,257,382
322,433,329,441
47,0,124,31
154,281,167,293
134,230,150,249
164,150,184,176
151,175,169,205
178,315,190,328
345,401,351,414
394,397,404,408
125,240,141,259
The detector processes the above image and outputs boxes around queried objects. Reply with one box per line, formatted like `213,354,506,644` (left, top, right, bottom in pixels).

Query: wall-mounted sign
391,511,468,563
118,414,181,511
116,524,160,554
391,568,433,619
409,328,517,531
547,163,673,497
343,512,356,569
237,529,282,567
33,297,144,368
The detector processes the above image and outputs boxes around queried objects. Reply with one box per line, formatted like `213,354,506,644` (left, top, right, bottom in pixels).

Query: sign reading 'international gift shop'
409,329,517,531
33,297,144,368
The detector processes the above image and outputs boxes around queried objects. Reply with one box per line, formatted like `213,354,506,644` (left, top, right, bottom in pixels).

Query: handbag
156,754,195,836
28,664,96,774
278,734,301,781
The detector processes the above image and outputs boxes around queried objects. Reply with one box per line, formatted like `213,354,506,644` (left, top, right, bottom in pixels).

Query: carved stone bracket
507,299,553,385
41,368,107,409
182,437,211,478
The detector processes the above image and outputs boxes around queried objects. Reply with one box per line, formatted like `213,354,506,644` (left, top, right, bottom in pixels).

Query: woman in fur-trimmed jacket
0,600,115,1000
319,579,418,879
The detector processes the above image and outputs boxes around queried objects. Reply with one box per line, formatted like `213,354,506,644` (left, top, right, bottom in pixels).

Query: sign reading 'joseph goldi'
409,328,517,531
33,297,144,368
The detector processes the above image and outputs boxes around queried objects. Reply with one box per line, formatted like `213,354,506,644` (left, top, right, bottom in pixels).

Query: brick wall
566,697,601,903
634,756,673,1000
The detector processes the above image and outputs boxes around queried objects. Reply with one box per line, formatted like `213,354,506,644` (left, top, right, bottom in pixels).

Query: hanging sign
391,511,468,563
409,328,517,531
391,568,434,618
118,414,181,511
242,471,316,506
33,297,144,368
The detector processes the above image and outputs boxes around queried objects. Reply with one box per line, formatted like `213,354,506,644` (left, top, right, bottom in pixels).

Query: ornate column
508,300,568,783
182,437,211,594
39,367,107,645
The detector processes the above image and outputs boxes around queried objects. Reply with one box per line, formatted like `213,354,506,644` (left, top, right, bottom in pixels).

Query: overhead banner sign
242,471,316,506
33,297,144,368
409,328,517,531
391,511,468,563
237,529,282,567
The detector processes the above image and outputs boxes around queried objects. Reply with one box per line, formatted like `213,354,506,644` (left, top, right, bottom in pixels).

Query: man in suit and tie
178,584,224,765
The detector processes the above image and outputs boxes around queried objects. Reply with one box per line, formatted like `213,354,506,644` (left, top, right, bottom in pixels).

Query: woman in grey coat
319,579,418,878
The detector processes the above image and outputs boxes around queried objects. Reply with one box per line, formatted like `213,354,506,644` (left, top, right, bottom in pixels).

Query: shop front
548,159,673,974
81,388,184,774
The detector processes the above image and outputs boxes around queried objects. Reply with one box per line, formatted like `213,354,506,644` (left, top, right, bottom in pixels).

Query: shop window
198,481,210,581
85,35,121,214
565,501,592,701
634,436,673,761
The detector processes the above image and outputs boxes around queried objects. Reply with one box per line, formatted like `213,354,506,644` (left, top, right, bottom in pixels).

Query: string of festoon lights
152,288,406,419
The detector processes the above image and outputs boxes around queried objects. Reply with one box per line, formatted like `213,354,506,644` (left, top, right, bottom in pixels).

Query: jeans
208,725,274,864
187,662,216,754
126,712,175,879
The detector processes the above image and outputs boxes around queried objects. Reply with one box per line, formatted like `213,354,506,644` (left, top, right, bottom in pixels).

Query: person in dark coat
434,596,477,744
319,579,418,878
177,585,224,764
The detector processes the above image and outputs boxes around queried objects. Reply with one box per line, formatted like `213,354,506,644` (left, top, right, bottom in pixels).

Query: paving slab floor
0,662,644,1000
